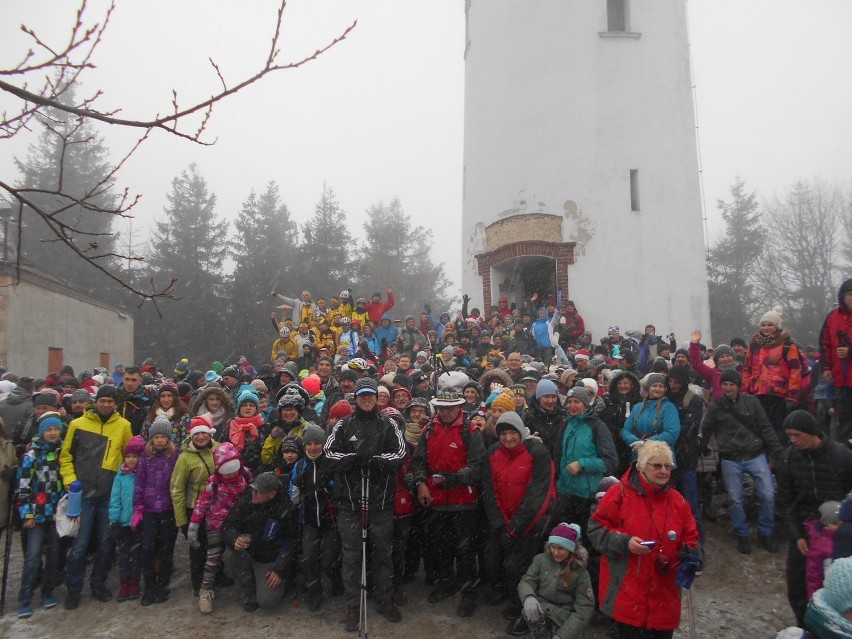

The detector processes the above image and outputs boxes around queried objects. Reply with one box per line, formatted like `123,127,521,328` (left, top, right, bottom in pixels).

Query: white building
462,0,710,340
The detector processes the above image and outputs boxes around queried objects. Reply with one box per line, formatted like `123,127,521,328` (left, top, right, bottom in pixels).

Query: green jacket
170,438,219,527
518,547,594,639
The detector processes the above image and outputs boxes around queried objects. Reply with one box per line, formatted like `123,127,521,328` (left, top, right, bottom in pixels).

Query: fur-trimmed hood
480,368,512,395
190,385,236,418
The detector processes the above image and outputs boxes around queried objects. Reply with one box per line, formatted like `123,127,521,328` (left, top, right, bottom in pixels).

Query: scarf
207,406,226,429
405,422,423,446
156,406,176,421
229,414,264,451
752,330,786,349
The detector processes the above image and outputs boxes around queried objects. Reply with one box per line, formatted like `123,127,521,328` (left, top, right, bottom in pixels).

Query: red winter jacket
588,467,699,632
394,444,416,517
364,292,395,325
741,331,802,402
412,411,485,510
820,298,852,388
481,438,554,539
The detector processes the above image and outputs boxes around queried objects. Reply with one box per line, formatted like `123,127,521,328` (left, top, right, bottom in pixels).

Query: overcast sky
1,0,850,297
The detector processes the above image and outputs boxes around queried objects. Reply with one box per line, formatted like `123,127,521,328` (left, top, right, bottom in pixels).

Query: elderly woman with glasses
588,441,700,639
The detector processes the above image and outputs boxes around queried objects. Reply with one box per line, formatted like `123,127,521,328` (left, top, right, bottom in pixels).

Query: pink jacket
190,443,252,531
804,519,836,599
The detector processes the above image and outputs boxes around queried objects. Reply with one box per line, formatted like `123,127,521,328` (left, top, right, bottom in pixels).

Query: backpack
782,338,811,380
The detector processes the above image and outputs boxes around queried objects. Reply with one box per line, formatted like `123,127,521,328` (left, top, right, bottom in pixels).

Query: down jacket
60,409,132,499
170,438,219,527
191,443,252,532
588,466,699,632
134,445,180,513
819,278,852,388
742,330,803,402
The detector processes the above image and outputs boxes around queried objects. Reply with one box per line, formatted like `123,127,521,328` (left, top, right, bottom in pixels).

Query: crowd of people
0,279,851,638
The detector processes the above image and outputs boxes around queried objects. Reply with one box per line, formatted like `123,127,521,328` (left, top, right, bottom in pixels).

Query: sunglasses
648,463,674,471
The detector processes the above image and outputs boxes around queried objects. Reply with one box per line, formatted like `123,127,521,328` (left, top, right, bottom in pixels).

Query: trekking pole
359,469,370,639
685,587,697,639
0,480,15,616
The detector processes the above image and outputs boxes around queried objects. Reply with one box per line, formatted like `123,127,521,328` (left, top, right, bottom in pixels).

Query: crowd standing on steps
0,280,851,638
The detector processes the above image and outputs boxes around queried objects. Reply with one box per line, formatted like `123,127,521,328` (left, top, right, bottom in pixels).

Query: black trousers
423,509,478,588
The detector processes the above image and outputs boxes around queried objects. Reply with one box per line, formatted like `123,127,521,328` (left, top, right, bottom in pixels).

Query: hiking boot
427,581,457,604
393,588,408,607
116,576,130,602
199,588,214,614
375,597,402,623
344,606,359,632
507,616,529,636
91,584,113,602
503,601,522,621
126,576,140,600
42,593,58,609
18,602,33,618
64,590,81,610
457,591,477,618
244,599,259,612
759,533,779,553
736,535,751,555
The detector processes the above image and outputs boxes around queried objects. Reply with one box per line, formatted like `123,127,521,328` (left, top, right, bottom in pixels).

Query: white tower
462,0,710,340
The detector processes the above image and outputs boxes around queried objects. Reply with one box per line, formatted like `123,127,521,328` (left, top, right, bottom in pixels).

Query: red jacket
588,467,699,631
481,439,554,539
394,444,416,517
741,331,802,402
365,292,395,324
820,300,852,388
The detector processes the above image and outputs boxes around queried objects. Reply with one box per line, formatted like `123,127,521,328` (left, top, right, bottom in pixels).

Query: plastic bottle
67,480,83,517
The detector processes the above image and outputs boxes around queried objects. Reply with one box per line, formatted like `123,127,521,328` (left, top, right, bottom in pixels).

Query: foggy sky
1,0,850,300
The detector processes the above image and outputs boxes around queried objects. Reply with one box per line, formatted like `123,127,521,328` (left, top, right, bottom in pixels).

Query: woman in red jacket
588,441,700,639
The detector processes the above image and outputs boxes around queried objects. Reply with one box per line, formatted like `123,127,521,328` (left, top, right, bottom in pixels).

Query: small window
630,169,640,212
48,347,63,373
607,0,627,32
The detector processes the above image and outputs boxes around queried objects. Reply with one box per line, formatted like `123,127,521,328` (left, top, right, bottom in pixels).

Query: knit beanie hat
823,557,852,615
236,389,259,410
712,344,735,364
329,399,353,420
280,435,304,457
645,373,667,389
70,388,92,404
760,306,783,329
251,379,268,394
579,378,599,397
667,365,691,388
95,385,118,400
565,386,591,408
820,501,842,526
33,392,59,408
204,370,219,384
548,522,582,553
595,476,620,501
535,379,558,399
124,435,146,456
302,424,327,444
37,414,63,436
719,369,742,387
148,416,173,440
491,390,516,413
495,411,529,439
783,410,820,436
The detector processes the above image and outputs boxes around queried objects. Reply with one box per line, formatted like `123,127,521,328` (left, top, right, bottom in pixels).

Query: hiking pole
359,469,370,639
0,480,15,616
685,587,697,639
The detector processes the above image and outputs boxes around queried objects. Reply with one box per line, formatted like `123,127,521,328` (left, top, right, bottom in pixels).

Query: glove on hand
523,596,542,623
130,506,144,532
187,522,200,549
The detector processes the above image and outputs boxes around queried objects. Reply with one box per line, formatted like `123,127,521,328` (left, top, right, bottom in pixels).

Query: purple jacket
689,342,743,399
134,447,180,513
804,519,837,599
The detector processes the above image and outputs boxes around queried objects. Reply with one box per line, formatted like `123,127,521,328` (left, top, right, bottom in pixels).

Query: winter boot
736,535,751,555
140,576,157,606
116,576,130,602
344,605,360,632
457,591,477,618
507,616,529,637
375,597,402,623
759,533,779,553
427,580,457,604
126,576,141,600
198,588,214,614
154,573,171,604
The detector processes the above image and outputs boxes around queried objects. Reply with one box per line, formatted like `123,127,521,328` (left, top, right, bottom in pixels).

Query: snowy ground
0,515,796,639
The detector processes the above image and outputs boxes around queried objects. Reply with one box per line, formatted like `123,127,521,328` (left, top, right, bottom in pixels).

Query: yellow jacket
60,409,132,499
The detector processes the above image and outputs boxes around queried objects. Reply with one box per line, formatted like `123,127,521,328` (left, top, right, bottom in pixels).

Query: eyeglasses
649,463,674,471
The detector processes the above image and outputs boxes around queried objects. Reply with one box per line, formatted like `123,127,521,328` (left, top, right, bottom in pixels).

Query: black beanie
783,410,821,436
719,370,742,387
95,385,118,400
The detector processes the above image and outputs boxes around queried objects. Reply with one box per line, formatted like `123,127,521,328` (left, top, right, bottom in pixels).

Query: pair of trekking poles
359,469,370,638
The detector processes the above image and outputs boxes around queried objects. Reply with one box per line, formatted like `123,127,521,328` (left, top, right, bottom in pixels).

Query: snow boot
199,588,214,614
116,576,130,602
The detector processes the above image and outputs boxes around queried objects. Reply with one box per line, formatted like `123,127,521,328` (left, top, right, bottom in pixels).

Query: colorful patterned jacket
17,437,65,523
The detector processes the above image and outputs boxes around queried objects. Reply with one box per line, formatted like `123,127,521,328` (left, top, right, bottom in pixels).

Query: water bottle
67,480,83,517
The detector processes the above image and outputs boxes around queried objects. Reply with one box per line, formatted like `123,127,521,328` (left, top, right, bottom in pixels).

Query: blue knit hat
548,522,582,553
38,414,63,436
823,557,852,614
236,389,259,410
535,379,558,399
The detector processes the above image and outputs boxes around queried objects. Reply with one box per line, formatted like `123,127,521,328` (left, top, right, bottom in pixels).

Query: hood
839,278,852,306
606,370,641,399
5,386,31,405
480,368,512,393
381,313,392,325
191,385,235,416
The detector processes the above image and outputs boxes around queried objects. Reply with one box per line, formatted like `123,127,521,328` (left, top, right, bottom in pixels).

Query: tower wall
462,0,710,341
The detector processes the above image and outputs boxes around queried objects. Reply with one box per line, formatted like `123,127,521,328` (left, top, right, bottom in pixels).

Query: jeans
720,454,775,537
19,522,60,603
675,469,704,542
66,495,112,592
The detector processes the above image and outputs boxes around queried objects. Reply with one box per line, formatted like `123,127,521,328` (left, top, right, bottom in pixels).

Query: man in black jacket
324,377,407,631
222,472,295,612
699,369,783,555
777,410,852,627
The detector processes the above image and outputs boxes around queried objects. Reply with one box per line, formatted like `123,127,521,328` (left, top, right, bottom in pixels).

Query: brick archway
475,240,575,310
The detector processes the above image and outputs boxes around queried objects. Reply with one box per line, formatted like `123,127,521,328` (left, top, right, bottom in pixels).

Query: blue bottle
67,480,83,517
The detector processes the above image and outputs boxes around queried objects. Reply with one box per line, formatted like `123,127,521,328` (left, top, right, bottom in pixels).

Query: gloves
130,506,144,532
424,304,431,314
270,426,285,439
523,595,542,623
629,440,645,451
187,522,200,549
462,294,470,304
402,472,416,492
180,523,189,539
676,544,702,589
433,472,461,489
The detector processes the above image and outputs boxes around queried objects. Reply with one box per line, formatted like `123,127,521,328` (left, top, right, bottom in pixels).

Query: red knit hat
329,399,353,420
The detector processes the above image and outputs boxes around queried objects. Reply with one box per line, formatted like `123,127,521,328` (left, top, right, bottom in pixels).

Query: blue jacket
532,313,554,350
375,314,399,347
621,397,681,463
110,467,137,526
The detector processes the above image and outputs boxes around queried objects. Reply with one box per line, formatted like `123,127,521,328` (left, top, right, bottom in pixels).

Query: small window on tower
630,169,640,212
607,0,628,32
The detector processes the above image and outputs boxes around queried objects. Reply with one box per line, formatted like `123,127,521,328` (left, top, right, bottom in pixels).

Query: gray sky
2,0,850,297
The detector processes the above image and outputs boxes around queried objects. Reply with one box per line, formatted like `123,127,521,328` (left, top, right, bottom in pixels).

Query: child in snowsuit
189,442,251,613
109,434,146,602
517,522,595,639
16,414,65,618
804,500,842,599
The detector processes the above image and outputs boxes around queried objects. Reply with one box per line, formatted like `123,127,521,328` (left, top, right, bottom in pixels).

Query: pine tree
137,164,229,367
357,197,455,318
13,88,119,294
292,184,350,297
227,181,299,364
707,177,764,342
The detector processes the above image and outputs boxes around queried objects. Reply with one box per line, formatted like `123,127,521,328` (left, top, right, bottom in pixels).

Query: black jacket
699,393,782,462
223,489,296,576
776,438,852,541
524,401,568,459
323,406,406,512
